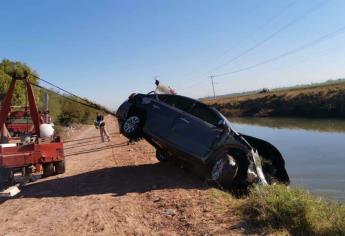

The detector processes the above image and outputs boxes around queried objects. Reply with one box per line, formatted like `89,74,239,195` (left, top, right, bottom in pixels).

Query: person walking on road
95,113,111,142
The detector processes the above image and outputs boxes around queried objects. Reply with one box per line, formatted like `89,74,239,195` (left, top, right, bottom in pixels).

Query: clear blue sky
1,0,345,109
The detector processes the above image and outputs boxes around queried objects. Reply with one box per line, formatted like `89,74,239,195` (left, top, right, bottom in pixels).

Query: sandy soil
0,116,245,236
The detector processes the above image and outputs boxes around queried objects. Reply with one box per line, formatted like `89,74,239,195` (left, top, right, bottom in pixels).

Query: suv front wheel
121,114,144,141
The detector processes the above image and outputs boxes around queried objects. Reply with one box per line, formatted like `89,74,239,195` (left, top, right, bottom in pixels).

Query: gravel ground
0,116,245,236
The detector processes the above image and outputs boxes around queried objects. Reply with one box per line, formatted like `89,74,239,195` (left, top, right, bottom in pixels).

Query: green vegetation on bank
204,80,345,118
0,59,98,127
46,90,98,126
208,185,345,236
241,185,345,235
0,59,40,105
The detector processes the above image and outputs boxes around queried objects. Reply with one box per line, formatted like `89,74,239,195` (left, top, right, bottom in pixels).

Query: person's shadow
1,162,207,204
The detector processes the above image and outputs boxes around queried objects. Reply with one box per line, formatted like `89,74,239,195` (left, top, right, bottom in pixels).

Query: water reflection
231,117,345,133
230,117,345,201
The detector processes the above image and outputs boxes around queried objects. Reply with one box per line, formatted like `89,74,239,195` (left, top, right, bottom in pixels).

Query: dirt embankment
0,116,249,236
204,82,345,118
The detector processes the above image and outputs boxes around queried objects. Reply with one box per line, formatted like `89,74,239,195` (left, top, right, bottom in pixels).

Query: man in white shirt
155,80,176,94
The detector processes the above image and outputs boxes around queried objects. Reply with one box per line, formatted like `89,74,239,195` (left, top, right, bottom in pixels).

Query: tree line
0,59,98,126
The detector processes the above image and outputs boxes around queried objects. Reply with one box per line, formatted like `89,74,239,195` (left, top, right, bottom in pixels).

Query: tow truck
0,73,65,187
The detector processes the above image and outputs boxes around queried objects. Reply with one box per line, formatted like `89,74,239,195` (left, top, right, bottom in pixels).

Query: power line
177,0,326,92
177,1,296,91
209,0,327,73
214,24,345,78
208,0,298,72
179,22,345,97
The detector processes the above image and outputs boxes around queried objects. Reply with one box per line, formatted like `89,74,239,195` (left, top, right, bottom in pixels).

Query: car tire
121,114,144,141
212,154,238,188
156,149,170,162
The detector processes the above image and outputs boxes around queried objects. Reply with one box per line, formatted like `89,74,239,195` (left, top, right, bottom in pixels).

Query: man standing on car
95,112,111,142
155,80,176,94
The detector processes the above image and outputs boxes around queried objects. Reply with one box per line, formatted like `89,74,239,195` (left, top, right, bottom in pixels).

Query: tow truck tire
24,166,33,182
0,168,13,187
54,161,66,174
42,163,55,177
212,155,238,188
121,114,144,141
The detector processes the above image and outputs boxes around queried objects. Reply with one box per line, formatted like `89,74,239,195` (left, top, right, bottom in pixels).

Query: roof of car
141,93,198,102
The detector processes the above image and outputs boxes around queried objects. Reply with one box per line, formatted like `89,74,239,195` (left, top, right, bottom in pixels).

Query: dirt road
0,116,244,236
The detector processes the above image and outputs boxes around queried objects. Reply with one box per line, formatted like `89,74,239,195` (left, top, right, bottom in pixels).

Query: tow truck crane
0,73,65,186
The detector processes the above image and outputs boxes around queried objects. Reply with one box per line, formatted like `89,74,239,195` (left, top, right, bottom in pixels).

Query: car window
157,94,169,102
189,102,221,126
163,95,195,113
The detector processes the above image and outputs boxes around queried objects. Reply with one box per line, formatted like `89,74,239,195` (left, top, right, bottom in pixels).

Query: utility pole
209,75,216,99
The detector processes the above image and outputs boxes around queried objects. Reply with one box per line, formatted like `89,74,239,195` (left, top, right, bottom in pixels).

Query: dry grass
204,82,345,118
207,188,241,211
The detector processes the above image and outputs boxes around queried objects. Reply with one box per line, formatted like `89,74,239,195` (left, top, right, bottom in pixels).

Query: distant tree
1,59,101,127
0,59,40,106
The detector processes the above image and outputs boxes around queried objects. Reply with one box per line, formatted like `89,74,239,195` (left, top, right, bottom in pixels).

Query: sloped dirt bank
0,116,247,236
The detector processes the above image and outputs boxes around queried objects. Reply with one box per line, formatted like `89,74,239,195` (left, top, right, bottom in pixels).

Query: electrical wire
210,0,327,73
178,0,327,91
177,1,297,90
214,24,345,78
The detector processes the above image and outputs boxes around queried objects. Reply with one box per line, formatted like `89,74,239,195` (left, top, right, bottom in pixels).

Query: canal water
230,117,345,202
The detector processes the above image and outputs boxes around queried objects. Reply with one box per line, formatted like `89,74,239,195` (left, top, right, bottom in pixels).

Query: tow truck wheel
212,155,238,188
24,166,33,182
42,163,55,177
0,168,14,187
54,161,66,174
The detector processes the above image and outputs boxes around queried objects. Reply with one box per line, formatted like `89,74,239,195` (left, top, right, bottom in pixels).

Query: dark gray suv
116,92,289,188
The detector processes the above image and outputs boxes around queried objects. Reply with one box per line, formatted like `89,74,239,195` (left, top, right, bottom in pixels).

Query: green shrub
240,185,345,235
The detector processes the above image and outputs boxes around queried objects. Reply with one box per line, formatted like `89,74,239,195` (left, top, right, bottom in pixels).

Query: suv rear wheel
156,149,170,162
121,114,144,140
212,154,238,188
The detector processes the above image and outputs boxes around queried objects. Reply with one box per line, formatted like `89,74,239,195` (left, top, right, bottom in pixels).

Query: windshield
211,108,239,134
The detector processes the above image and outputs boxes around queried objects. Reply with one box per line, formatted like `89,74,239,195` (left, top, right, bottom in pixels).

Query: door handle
152,104,161,109
179,117,190,124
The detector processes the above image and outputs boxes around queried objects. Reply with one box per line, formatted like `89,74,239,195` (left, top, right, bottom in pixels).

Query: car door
143,95,179,141
168,101,224,159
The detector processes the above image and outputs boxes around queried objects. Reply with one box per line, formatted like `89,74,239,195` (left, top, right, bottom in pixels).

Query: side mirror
217,119,226,129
